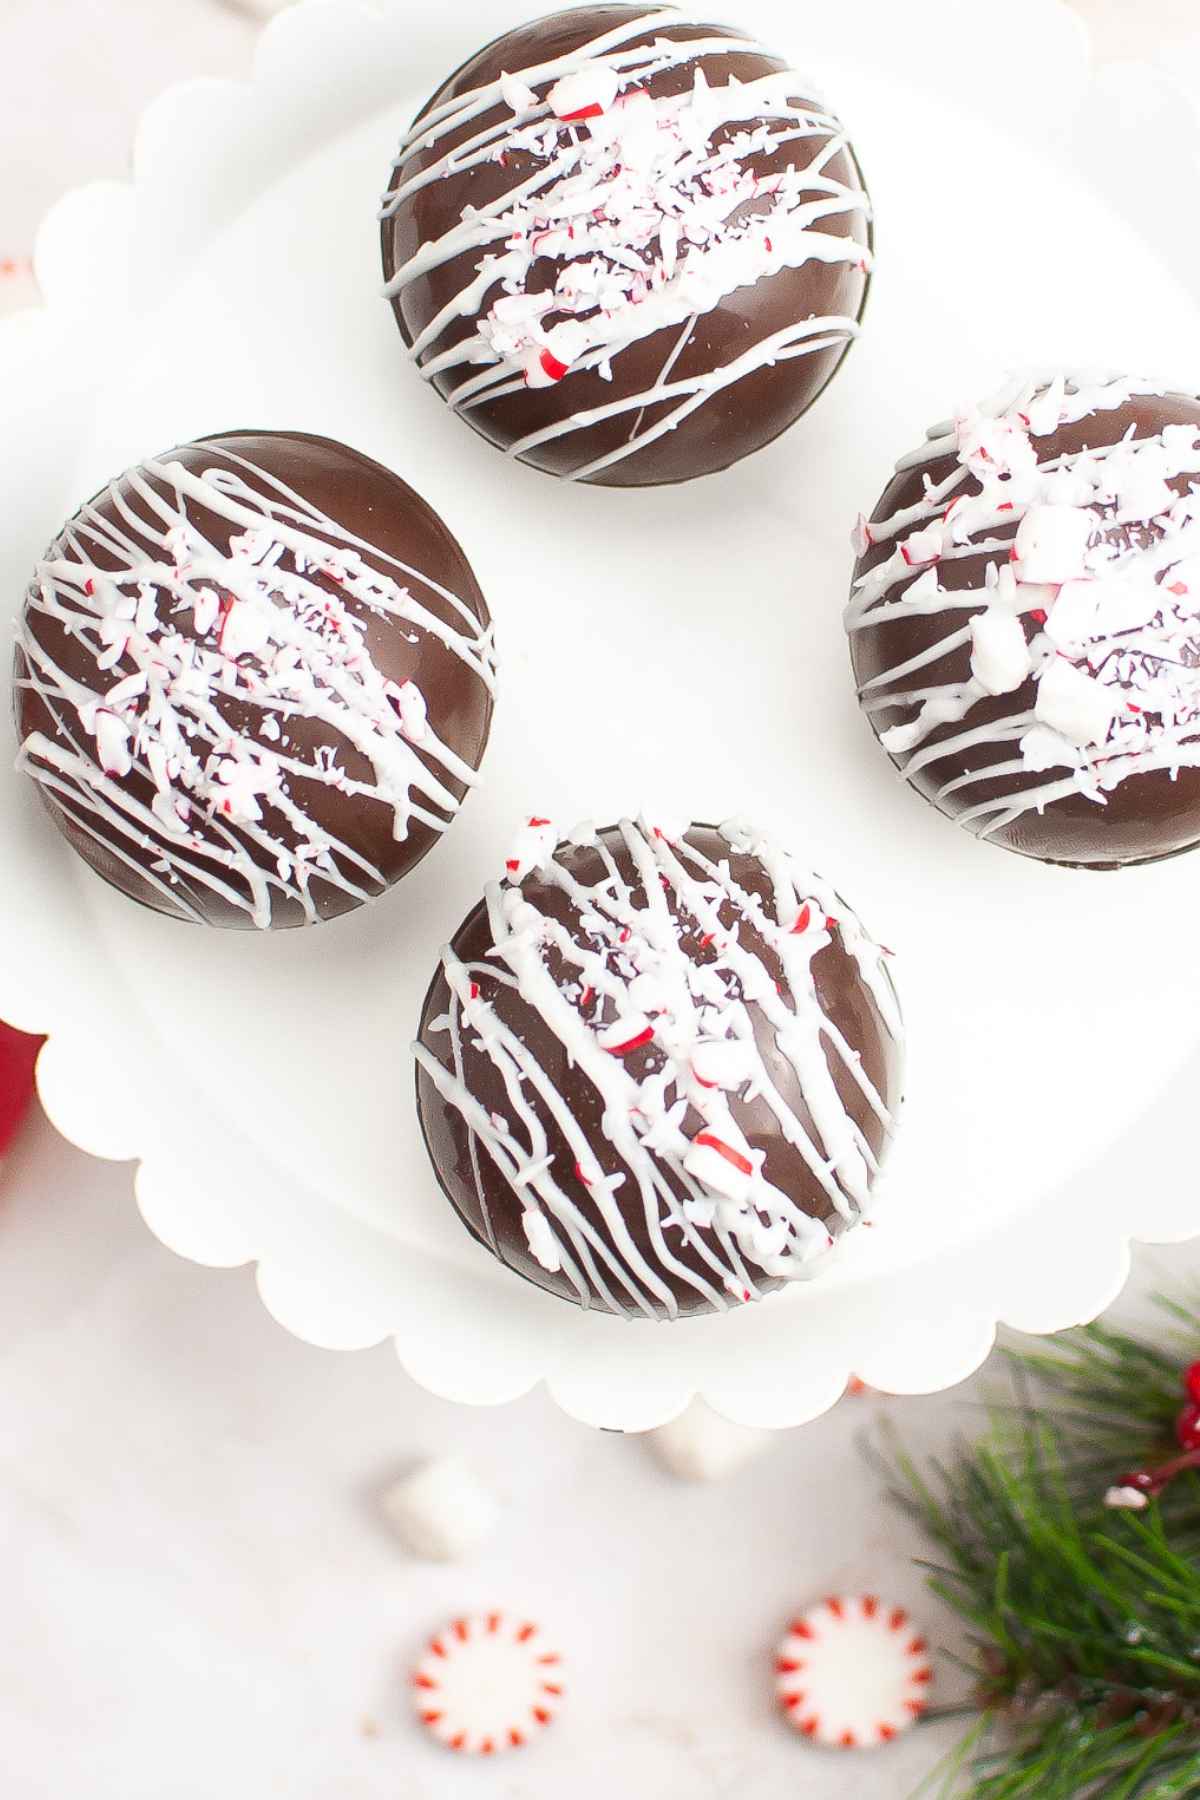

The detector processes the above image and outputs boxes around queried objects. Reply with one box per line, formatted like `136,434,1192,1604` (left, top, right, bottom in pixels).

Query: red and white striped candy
598,1011,654,1056
776,1595,932,1749
900,526,943,569
412,1612,564,1754
547,64,619,122
504,816,558,882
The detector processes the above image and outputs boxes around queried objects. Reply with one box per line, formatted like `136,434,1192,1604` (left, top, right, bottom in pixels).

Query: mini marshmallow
969,609,1032,696
1013,503,1093,583
1034,656,1118,747
646,1398,774,1482
380,1456,499,1562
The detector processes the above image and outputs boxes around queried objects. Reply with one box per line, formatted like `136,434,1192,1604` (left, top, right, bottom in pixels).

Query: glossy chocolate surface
15,432,494,926
850,393,1200,869
415,823,902,1318
382,7,870,486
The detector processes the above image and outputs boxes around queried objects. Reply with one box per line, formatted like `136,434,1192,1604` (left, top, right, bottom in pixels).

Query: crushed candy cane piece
900,528,942,569
547,64,619,121
504,816,559,882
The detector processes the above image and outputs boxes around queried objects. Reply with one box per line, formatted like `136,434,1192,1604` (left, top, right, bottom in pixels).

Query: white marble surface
3,4,1200,1797
3,1106,1198,1800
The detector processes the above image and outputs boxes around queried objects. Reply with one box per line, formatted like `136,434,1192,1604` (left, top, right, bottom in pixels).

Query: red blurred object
0,1024,41,1156
1177,1401,1200,1455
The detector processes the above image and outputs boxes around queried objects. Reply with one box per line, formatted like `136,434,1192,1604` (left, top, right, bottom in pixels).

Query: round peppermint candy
412,1612,564,1753
776,1595,932,1748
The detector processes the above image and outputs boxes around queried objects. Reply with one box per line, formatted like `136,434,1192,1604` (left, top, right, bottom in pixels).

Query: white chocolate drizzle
16,445,496,927
415,817,901,1319
845,372,1200,838
382,9,871,480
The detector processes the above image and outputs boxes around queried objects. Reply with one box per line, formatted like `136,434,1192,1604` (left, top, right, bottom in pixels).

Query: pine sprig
917,1711,1200,1800
893,1299,1200,1798
1001,1306,1200,1518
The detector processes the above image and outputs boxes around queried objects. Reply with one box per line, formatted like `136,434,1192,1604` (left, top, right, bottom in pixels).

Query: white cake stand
3,0,1200,1428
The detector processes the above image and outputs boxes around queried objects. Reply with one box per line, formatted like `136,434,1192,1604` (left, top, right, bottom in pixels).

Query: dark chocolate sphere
381,6,871,487
14,431,495,927
847,375,1200,869
414,817,903,1320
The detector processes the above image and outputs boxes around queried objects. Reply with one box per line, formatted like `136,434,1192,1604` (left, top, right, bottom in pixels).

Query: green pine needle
894,1297,1200,1798
916,1711,1200,1800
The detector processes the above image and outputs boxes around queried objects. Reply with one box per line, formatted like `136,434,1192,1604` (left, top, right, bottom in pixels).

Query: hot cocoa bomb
847,374,1200,868
414,816,903,1320
14,431,496,927
381,5,872,486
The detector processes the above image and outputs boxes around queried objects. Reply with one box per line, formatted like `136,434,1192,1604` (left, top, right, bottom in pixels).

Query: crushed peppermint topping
464,69,866,389
415,817,901,1319
504,816,560,883
382,12,871,481
847,372,1200,830
17,450,496,927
